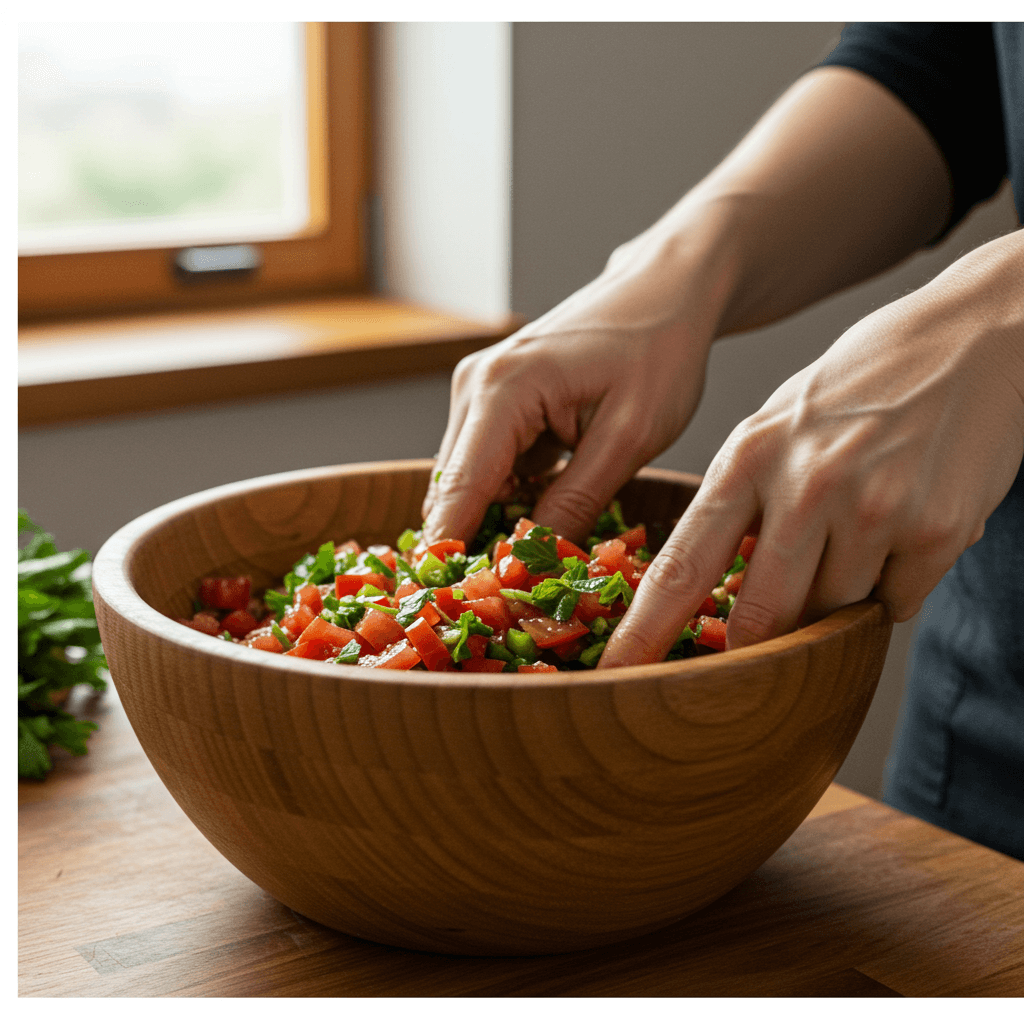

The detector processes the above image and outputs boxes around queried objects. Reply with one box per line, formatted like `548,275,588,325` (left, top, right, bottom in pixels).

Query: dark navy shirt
822,23,1023,860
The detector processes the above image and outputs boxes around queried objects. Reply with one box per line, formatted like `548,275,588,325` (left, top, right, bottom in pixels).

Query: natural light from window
19,22,310,256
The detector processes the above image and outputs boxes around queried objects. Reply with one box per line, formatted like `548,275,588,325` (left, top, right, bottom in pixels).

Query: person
422,23,1024,860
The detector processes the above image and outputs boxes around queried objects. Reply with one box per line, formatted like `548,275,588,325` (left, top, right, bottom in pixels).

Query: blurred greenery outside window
19,22,310,256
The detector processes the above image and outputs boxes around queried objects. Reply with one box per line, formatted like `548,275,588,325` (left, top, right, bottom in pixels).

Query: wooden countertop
19,685,1024,997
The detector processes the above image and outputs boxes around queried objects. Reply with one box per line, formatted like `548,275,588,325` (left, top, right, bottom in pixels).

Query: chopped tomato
696,616,727,651
464,596,511,633
280,603,316,639
198,576,251,611
355,606,406,652
336,539,362,556
461,567,503,600
414,601,441,627
511,517,536,539
697,595,718,617
556,537,590,562
359,638,422,670
465,634,490,659
551,636,585,661
221,609,258,639
286,637,342,660
460,656,507,673
591,539,630,575
295,584,323,614
426,539,466,561
496,552,529,589
395,580,423,601
296,615,359,650
518,615,589,649
404,617,452,671
179,611,223,636
738,535,757,561
517,661,559,673
248,632,285,654
723,569,744,595
574,591,610,623
367,544,398,573
432,587,467,620
616,525,646,551
335,574,367,598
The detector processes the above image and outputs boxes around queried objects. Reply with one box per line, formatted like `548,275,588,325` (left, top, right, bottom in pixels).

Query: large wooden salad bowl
93,460,891,955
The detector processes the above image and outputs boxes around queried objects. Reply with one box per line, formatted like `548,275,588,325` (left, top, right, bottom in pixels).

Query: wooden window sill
18,296,522,428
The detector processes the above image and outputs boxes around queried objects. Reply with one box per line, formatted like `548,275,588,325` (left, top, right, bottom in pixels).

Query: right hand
421,233,727,546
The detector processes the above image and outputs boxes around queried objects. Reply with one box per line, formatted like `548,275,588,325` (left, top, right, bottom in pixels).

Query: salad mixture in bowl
177,498,756,673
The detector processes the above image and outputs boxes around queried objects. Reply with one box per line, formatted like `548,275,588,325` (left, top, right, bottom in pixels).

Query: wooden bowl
93,459,891,955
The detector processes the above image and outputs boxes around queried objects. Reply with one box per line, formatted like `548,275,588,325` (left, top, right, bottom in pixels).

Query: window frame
18,22,370,324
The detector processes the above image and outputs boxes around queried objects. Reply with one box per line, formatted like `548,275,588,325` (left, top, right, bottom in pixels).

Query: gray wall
19,23,1019,800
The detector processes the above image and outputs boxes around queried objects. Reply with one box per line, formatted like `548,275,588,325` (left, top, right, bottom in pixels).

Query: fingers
599,481,759,667
531,401,653,542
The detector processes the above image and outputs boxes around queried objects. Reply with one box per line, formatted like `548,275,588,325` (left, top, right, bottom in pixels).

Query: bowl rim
93,459,889,688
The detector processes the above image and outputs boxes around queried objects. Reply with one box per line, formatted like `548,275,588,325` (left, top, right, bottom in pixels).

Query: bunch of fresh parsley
18,511,108,780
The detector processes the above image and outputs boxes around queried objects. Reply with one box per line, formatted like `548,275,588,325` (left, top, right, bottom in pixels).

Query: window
18,22,369,323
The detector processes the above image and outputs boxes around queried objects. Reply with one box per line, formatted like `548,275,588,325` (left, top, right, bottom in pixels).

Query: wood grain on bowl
93,460,892,955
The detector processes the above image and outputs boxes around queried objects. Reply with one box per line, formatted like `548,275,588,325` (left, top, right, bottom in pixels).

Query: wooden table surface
19,685,1024,998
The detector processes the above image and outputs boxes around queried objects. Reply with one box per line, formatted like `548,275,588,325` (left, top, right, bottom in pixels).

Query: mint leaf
597,571,635,608
511,526,560,574
263,589,288,621
448,610,493,663
333,639,362,664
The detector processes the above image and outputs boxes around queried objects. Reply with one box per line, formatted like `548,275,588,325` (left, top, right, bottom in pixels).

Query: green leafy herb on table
18,511,107,779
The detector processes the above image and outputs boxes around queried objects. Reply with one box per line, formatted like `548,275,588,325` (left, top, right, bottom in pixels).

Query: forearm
601,65,955,343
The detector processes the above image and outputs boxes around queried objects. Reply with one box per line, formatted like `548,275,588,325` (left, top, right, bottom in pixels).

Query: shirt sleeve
820,23,1007,237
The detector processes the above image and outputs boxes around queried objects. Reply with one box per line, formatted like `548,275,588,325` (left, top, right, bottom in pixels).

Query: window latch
174,244,261,282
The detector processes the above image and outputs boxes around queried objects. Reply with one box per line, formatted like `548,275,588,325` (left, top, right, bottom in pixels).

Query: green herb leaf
396,588,436,628
333,639,362,664
449,610,493,663
511,526,560,574
263,589,288,621
597,571,635,608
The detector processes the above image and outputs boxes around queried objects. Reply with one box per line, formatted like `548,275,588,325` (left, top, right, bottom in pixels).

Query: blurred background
18,22,1019,798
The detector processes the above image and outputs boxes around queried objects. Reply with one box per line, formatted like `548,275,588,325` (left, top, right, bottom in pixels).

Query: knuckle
640,544,707,601
727,595,780,645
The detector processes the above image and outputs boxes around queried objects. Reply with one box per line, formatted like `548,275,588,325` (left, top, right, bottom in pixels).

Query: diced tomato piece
738,535,757,561
556,537,591,562
335,539,362,555
426,539,466,561
404,617,452,671
465,634,490,658
336,574,367,598
697,595,718,617
511,517,536,539
696,616,728,651
367,544,398,573
517,661,559,673
465,596,512,633
295,583,323,614
496,552,529,589
573,591,610,623
414,601,441,627
280,603,316,639
297,615,359,649
432,587,467,620
179,611,223,636
724,569,744,595
359,638,422,670
460,656,507,673
551,637,585,661
493,539,513,562
198,576,251,611
616,525,646,551
525,572,560,589
355,606,406,652
503,597,541,626
461,567,503,600
395,580,423,601
591,538,630,574
518,615,589,649
221,609,258,639
286,637,342,660
247,632,285,654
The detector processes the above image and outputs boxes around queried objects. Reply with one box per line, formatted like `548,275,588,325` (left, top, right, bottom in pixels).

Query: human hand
601,234,1024,665
422,229,730,546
